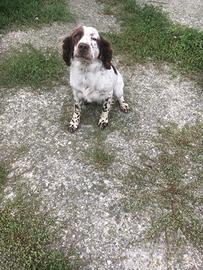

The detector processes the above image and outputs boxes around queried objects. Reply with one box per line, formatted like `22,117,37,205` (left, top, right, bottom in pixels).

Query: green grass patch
0,46,66,88
0,195,81,270
99,0,203,72
84,128,114,169
87,146,114,168
102,5,114,15
0,163,7,192
121,123,203,251
0,0,72,31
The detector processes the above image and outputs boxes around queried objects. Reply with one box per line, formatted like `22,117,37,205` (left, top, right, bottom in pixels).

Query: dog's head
63,26,112,69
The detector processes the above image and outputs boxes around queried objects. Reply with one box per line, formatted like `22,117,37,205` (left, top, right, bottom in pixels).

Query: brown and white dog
63,26,128,132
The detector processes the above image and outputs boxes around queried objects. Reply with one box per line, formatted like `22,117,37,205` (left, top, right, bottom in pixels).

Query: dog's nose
78,43,89,51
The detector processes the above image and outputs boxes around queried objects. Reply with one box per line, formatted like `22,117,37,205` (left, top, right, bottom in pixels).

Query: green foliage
100,0,203,71
0,196,81,270
0,0,72,31
0,46,66,88
122,123,203,251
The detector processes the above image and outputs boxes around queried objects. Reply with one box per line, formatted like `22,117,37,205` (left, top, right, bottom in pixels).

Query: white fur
74,26,100,61
64,26,128,132
70,26,124,103
70,59,124,103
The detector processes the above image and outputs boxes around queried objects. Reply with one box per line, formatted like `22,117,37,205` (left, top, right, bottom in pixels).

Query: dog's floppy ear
63,26,84,66
62,36,74,66
98,35,112,69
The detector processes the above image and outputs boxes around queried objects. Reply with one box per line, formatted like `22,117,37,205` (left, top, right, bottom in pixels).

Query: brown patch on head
62,26,84,66
98,35,113,69
71,26,84,45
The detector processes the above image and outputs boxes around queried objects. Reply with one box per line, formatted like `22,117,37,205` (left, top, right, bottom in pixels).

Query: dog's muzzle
77,43,91,60
78,43,89,52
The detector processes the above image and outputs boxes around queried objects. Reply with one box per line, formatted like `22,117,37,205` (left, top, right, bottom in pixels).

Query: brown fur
63,27,113,70
98,35,113,69
62,26,84,66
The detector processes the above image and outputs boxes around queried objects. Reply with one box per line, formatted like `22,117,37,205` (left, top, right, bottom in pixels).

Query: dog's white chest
70,62,114,102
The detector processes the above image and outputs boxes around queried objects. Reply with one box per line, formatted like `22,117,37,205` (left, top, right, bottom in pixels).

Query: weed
0,45,66,88
0,195,81,270
121,123,203,251
0,163,7,192
0,0,73,31
102,5,114,15
87,146,114,168
85,127,114,169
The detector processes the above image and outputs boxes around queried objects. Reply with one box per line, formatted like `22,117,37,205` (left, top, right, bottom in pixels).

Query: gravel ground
137,0,203,30
0,0,203,269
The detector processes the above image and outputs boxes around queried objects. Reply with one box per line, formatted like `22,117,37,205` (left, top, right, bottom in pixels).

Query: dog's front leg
69,100,83,133
98,97,112,129
118,96,129,113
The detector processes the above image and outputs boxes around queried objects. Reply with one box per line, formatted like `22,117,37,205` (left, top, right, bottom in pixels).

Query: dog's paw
68,125,78,133
68,122,79,133
98,118,108,129
120,102,129,113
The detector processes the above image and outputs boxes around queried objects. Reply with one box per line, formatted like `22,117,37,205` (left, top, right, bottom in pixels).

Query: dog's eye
91,37,97,41
73,31,83,40
73,33,79,39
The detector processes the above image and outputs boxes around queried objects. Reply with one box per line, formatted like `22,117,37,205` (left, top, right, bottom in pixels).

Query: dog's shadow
60,98,132,133
81,102,101,126
60,98,101,130
60,98,71,131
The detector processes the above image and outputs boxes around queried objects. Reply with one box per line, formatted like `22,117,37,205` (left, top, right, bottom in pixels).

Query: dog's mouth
75,43,92,61
75,53,92,61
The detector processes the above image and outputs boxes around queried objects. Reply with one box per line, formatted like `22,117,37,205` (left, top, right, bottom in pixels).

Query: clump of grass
102,5,114,15
121,123,203,251
87,146,114,169
83,126,113,167
0,0,72,31
99,0,203,72
0,46,66,88
0,163,7,192
0,196,81,270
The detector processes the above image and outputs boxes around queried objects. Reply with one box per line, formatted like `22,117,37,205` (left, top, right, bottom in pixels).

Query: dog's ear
62,36,74,66
98,35,112,69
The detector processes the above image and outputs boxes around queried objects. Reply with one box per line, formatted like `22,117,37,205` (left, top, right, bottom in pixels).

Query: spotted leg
117,96,129,113
69,101,83,133
98,97,112,129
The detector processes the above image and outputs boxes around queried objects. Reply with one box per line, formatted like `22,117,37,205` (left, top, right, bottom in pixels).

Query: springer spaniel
63,26,129,132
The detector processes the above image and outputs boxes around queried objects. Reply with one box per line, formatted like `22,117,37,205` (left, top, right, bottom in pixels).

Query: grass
121,123,203,252
102,4,114,15
0,157,81,269
99,0,203,72
87,146,114,168
84,127,114,169
0,0,72,31
0,195,81,270
0,163,7,192
0,45,66,88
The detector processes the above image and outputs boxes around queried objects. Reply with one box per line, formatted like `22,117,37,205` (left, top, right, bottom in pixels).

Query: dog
62,26,129,132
